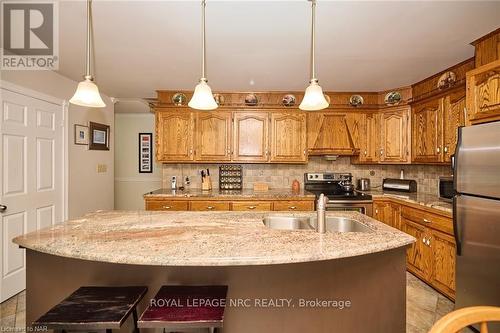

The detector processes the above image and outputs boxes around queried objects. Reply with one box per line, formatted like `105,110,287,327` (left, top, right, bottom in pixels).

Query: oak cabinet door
373,200,388,225
359,112,379,162
412,98,443,163
270,113,306,162
156,111,194,161
344,113,364,151
380,107,410,163
403,218,430,279
466,60,500,124
307,113,353,155
443,91,465,162
429,229,456,298
233,112,269,162
195,112,232,161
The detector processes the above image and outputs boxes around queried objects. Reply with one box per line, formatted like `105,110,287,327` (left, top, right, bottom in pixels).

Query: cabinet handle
247,206,257,210
289,206,297,210
437,147,441,153
162,206,171,209
303,149,306,156
375,209,379,214
189,149,193,155
380,149,384,156
207,206,215,210
422,237,427,244
444,146,448,154
364,150,367,156
427,238,431,247
423,218,431,224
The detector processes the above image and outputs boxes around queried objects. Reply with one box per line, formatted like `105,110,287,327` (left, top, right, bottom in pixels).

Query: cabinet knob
247,206,257,210
427,238,431,247
423,218,431,224
380,149,384,156
364,150,367,156
289,206,297,210
437,147,441,153
207,206,214,210
422,237,427,244
162,206,171,209
444,146,448,153
375,209,379,214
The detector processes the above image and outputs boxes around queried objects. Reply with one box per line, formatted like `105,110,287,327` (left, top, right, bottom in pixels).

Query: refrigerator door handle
453,194,462,256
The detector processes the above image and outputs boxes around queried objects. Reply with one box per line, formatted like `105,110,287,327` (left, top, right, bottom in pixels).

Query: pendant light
299,0,329,111
188,0,218,110
70,0,106,108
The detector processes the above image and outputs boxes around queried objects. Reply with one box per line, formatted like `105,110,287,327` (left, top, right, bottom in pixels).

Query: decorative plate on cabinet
282,94,296,107
213,93,225,106
172,93,187,106
384,91,402,105
244,93,259,106
349,95,364,107
437,71,457,90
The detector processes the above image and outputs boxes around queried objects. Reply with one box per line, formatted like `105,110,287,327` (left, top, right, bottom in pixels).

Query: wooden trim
470,27,500,46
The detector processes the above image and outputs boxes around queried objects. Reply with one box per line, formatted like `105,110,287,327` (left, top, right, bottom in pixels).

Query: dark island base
26,248,406,333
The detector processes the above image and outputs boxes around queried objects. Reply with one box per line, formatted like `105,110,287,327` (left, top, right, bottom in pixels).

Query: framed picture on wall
74,124,89,145
89,122,110,150
139,133,153,173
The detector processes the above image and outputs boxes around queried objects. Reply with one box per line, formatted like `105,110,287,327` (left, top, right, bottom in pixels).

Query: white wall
114,113,161,210
1,70,115,219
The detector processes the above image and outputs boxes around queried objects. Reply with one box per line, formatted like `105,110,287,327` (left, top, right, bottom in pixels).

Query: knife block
202,176,212,191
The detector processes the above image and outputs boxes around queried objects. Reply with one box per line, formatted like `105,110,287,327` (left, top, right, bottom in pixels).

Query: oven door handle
326,200,374,204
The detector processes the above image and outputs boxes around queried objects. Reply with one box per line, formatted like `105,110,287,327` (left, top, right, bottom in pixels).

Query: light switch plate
97,164,107,173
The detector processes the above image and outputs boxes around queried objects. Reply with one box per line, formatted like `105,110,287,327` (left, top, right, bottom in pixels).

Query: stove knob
314,175,319,178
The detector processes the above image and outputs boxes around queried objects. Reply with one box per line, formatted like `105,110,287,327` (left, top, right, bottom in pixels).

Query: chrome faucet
316,193,328,233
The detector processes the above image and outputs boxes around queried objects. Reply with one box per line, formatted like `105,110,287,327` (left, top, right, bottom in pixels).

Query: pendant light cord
310,0,316,81
201,0,207,80
85,0,93,80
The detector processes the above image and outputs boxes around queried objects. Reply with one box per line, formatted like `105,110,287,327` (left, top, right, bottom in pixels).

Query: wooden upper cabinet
358,112,379,163
195,112,232,161
443,91,465,162
233,112,269,162
466,59,500,125
156,111,194,162
412,98,443,163
307,112,353,155
380,107,410,163
344,113,364,151
269,112,306,163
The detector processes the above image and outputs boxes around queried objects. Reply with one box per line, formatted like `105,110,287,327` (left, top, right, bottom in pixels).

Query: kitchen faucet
316,193,328,233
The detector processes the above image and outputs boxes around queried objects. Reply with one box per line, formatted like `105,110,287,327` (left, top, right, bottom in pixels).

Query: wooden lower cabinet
372,197,456,299
145,200,189,211
145,198,314,212
190,201,231,211
232,201,272,211
273,200,314,211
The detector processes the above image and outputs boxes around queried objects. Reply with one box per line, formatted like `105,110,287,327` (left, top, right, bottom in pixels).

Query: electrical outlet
97,164,107,173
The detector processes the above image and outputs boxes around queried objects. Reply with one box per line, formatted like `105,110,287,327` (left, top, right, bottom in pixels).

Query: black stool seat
138,285,228,330
34,286,147,330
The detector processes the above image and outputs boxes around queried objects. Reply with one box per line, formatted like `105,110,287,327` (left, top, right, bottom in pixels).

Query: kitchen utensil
357,178,371,191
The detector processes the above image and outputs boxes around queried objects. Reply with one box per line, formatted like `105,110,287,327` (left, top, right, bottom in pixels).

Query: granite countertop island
144,188,316,200
18,210,413,332
14,210,414,266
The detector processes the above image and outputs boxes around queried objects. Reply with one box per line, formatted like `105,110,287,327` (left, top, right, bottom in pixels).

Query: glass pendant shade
69,78,106,108
188,79,218,110
299,79,329,111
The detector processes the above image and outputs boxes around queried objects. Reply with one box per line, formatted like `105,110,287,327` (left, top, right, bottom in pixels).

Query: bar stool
138,285,228,333
33,286,147,333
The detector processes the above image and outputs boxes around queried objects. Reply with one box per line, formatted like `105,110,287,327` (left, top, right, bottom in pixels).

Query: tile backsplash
162,157,452,195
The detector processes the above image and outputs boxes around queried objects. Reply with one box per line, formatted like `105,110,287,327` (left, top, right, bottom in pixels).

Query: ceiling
57,0,500,105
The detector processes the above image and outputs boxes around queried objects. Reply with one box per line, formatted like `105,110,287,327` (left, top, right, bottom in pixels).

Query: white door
0,88,64,302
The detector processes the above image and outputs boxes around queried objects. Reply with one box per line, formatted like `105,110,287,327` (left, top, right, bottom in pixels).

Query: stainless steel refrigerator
454,121,500,332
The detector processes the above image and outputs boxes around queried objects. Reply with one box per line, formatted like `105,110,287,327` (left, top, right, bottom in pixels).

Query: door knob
0,205,7,212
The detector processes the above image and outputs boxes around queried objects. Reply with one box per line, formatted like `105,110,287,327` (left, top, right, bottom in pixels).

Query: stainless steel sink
262,216,314,230
309,217,373,233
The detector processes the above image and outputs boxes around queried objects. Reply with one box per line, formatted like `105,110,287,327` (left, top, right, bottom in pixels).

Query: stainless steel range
304,172,373,216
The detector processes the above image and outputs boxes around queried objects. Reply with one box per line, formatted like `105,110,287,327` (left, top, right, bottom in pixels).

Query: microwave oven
439,176,454,202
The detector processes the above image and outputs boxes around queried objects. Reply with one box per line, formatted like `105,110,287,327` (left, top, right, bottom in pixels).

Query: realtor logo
1,1,58,70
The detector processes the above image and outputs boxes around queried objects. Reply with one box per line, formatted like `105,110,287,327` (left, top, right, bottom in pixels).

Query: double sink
263,216,372,233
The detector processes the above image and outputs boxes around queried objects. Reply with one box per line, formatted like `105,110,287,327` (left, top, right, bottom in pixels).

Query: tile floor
0,274,471,332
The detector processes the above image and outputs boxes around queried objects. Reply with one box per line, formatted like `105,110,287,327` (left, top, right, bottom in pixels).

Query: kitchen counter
19,210,412,332
144,188,315,200
356,189,452,215
13,210,413,266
